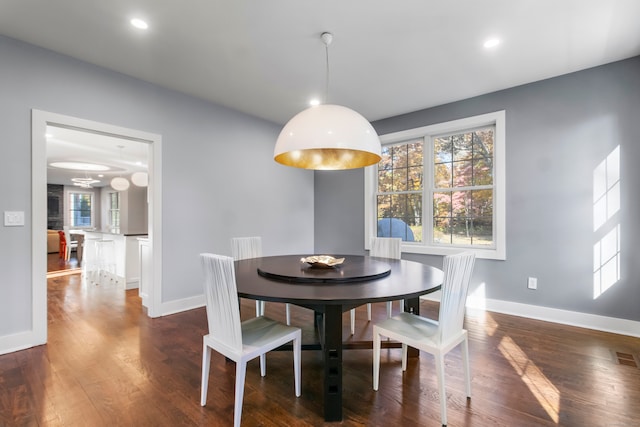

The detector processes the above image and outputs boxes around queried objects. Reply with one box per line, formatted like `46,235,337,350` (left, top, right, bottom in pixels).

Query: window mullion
425,135,434,245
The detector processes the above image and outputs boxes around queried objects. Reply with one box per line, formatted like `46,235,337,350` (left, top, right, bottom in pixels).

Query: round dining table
234,254,443,422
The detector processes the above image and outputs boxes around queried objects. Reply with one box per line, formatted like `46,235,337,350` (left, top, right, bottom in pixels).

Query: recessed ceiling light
50,161,110,171
309,99,320,107
130,18,149,30
483,38,501,49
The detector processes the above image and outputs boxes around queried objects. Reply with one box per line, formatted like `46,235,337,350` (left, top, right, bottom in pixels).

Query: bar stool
83,238,116,284
82,238,100,283
95,239,117,283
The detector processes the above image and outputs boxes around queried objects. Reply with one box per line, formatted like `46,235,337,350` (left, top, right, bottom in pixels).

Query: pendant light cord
325,41,330,104
321,32,333,104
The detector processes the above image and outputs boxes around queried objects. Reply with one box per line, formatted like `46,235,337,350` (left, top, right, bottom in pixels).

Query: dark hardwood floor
1,271,639,426
47,252,79,273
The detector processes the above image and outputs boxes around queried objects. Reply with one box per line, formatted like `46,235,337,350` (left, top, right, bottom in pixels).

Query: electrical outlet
527,277,538,290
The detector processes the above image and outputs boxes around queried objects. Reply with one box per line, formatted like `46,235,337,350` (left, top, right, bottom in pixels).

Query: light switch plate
4,211,25,226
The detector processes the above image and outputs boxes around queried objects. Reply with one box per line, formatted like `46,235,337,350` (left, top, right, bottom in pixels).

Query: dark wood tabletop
234,254,443,308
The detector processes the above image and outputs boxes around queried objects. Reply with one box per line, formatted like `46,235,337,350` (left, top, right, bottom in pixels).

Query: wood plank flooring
1,272,639,426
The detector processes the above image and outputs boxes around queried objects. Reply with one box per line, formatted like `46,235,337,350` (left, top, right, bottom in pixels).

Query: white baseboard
422,293,640,338
0,330,46,356
160,294,205,317
125,277,139,290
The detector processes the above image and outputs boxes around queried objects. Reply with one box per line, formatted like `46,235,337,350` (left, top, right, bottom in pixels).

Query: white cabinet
138,237,151,309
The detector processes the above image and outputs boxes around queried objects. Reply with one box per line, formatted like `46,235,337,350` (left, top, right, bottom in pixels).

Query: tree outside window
432,128,494,246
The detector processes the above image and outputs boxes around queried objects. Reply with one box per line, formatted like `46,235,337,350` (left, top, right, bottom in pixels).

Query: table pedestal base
298,296,421,421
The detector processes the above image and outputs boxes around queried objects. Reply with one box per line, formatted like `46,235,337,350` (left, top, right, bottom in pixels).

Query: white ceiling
46,126,149,187
2,0,639,184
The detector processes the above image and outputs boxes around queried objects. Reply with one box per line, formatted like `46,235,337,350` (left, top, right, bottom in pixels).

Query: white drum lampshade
110,176,130,191
131,171,148,187
274,104,381,170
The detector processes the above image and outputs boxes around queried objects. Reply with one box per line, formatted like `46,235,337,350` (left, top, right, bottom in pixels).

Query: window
108,192,120,230
365,111,505,260
69,192,94,228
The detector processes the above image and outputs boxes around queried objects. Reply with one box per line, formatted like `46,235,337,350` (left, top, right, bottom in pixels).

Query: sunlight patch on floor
498,335,560,423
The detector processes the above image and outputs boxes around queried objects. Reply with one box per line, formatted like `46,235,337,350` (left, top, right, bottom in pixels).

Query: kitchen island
83,230,148,289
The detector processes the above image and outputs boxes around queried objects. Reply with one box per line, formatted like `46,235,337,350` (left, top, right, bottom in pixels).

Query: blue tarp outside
377,218,415,241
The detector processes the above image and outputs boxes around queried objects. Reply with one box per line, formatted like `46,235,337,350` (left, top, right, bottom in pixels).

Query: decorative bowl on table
300,255,345,268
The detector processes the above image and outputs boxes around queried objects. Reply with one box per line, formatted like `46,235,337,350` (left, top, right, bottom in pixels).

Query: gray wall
0,35,314,338
315,56,640,322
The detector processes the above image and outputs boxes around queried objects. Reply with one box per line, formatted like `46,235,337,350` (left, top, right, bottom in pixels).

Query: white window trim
365,110,506,260
68,190,95,229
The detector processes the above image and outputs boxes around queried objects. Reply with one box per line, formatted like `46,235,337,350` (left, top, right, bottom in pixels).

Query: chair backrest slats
200,253,243,352
370,237,402,260
231,237,262,260
438,252,476,343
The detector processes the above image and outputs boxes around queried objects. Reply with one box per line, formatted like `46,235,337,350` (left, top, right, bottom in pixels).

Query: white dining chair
199,253,301,427
63,226,78,261
372,252,476,426
350,237,402,334
231,236,291,325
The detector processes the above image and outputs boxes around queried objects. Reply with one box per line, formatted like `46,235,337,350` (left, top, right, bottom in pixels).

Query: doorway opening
32,110,163,345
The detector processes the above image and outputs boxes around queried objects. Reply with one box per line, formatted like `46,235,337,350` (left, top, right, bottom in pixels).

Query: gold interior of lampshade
274,148,381,170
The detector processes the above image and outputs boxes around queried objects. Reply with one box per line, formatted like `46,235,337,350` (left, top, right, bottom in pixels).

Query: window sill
400,243,505,260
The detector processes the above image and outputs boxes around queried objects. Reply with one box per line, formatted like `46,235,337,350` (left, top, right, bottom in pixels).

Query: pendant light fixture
110,145,130,191
110,176,130,191
131,171,148,187
71,171,100,188
274,32,381,170
130,142,149,187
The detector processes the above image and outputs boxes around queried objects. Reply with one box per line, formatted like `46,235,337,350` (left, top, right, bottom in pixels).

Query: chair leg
372,328,381,390
293,334,301,397
435,354,447,426
350,309,355,335
260,353,266,377
462,336,472,397
234,360,247,427
367,303,372,321
386,301,392,318
399,299,404,313
285,303,291,325
200,344,212,406
401,343,408,371
255,300,261,317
